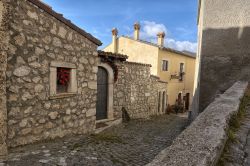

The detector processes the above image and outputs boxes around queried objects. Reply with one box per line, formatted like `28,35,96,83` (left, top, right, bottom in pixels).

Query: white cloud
138,21,197,53
140,21,167,39
166,38,197,53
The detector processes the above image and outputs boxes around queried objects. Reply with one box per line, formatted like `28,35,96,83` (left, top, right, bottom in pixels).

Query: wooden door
96,67,108,120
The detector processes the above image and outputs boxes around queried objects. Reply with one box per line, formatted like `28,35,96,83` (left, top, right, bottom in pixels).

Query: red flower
57,68,70,86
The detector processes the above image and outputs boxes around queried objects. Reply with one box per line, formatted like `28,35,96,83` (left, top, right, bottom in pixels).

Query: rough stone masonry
0,0,9,159
3,0,101,150
0,0,167,159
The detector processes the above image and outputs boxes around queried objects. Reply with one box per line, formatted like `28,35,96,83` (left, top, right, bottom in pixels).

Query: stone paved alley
1,114,187,166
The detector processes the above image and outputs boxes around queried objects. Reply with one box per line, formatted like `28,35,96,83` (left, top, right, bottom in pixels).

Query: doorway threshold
95,118,122,134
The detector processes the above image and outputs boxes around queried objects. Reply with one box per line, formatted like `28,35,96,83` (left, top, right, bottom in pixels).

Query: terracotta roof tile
98,50,128,60
124,61,152,67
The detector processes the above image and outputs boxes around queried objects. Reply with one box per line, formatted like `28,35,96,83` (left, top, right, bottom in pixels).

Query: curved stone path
2,114,188,166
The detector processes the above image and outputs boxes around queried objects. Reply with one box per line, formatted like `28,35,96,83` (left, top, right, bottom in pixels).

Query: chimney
157,32,165,47
112,28,118,53
134,22,140,40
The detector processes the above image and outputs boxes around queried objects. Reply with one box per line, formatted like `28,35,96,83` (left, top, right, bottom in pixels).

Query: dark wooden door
162,91,166,113
158,92,161,112
185,93,190,110
96,67,108,120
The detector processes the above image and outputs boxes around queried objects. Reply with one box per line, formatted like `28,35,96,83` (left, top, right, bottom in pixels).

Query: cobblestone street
2,114,187,166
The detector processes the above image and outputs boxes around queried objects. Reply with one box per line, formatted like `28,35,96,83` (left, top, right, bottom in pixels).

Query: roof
98,50,128,61
150,75,168,84
27,0,102,46
121,36,196,59
124,61,152,67
98,51,152,67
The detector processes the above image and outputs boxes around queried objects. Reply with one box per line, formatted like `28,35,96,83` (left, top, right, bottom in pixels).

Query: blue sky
43,0,198,52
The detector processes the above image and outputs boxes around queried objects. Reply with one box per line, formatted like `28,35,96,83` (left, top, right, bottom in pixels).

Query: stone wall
147,81,248,166
198,0,250,112
113,61,167,119
6,0,99,147
0,0,9,159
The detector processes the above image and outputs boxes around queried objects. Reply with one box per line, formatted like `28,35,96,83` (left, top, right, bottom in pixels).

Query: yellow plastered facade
104,36,196,107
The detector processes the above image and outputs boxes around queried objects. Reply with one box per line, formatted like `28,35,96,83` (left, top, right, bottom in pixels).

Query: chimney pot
112,28,118,53
157,32,165,47
134,22,140,30
134,22,140,40
112,28,118,36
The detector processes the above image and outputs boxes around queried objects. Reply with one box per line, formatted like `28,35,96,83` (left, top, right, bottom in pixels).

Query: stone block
13,66,31,77
27,11,38,20
88,82,97,90
48,112,59,120
86,108,96,117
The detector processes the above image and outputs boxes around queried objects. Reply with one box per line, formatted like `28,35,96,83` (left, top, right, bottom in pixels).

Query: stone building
104,24,196,110
194,0,250,114
0,0,167,159
97,51,167,122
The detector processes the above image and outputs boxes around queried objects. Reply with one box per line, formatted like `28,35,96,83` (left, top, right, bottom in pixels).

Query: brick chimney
134,22,140,40
112,28,118,53
157,32,165,47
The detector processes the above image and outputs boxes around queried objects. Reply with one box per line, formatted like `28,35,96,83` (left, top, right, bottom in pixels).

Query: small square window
56,67,71,94
50,61,77,98
162,60,168,71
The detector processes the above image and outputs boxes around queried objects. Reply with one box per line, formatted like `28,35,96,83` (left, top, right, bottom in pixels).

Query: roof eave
27,0,102,46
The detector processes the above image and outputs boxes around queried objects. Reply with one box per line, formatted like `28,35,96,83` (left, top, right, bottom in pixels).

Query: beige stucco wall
104,37,159,75
158,50,195,105
198,0,250,112
104,36,196,107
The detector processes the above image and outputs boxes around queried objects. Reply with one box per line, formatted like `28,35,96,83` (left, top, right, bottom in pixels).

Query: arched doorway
96,66,108,120
185,93,190,110
96,63,114,121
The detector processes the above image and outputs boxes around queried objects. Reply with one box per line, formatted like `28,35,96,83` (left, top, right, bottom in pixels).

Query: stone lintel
50,61,76,69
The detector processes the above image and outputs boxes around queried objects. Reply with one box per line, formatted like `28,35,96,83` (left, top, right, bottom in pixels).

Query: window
56,67,71,93
179,63,185,81
50,61,77,98
162,60,168,71
180,63,184,73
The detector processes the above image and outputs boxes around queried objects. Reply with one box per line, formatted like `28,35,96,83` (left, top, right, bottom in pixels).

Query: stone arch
97,63,114,120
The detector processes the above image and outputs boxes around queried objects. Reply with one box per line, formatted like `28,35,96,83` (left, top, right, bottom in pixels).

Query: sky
43,0,198,52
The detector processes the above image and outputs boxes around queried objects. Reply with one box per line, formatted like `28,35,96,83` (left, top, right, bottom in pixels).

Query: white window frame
49,61,77,99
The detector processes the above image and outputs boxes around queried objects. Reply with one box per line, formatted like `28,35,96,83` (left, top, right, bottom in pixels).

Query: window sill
49,92,77,100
